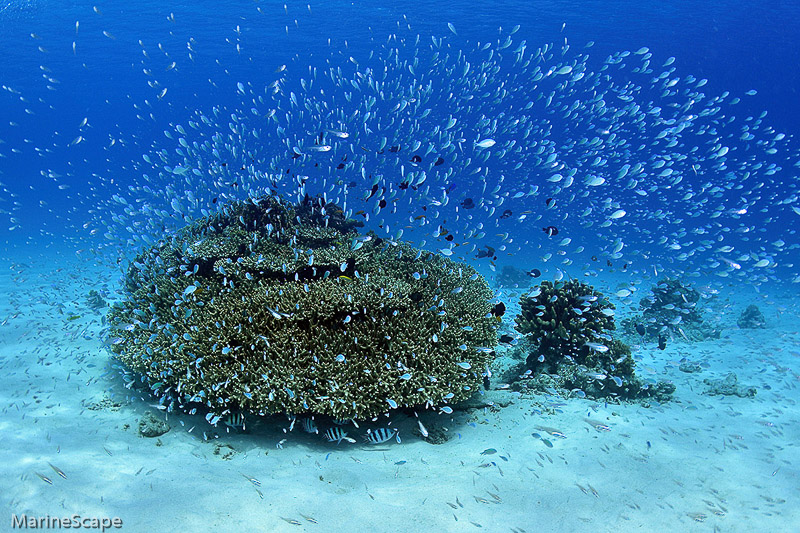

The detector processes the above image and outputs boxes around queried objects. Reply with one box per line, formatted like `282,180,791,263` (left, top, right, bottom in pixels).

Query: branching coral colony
108,195,498,422
622,278,720,342
515,279,674,401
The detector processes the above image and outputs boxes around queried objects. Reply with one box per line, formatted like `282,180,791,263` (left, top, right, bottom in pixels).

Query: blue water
2,2,800,531
2,1,799,242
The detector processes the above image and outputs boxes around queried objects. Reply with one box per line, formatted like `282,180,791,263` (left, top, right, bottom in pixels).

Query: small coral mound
513,279,672,401
107,195,497,422
138,412,170,438
622,278,719,342
737,304,766,329
515,280,622,372
87,289,107,311
703,373,756,398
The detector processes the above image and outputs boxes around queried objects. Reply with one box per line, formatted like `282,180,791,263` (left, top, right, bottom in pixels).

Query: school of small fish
1,12,795,291
1,7,798,533
91,29,796,288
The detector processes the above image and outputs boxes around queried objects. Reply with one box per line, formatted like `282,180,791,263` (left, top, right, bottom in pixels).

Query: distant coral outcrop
514,279,673,401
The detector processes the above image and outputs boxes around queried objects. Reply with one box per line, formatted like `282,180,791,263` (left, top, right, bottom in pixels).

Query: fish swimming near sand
324,427,356,444
364,427,400,444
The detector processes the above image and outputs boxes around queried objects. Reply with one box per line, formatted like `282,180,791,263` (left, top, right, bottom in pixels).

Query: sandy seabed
1,253,797,533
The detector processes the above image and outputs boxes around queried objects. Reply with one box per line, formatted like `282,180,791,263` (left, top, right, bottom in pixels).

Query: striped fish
224,412,246,430
301,417,318,434
364,428,400,444
324,427,355,444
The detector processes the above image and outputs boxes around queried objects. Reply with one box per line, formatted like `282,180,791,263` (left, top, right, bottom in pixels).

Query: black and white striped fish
364,428,400,444
224,412,246,430
324,427,355,444
333,418,359,428
301,417,318,434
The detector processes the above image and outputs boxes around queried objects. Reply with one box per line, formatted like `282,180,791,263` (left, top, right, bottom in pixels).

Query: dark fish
389,145,400,153
498,334,515,344
483,374,491,390
461,198,475,209
527,268,541,278
410,154,422,163
499,209,512,219
434,157,444,166
490,302,506,318
445,234,454,241
542,225,559,237
476,246,495,259
635,323,646,336
658,334,667,350
366,184,381,200
545,197,556,207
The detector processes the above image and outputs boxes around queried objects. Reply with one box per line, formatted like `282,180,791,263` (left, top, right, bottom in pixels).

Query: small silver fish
584,342,609,353
299,513,318,524
241,474,261,487
305,145,332,152
47,463,67,479
35,472,53,485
